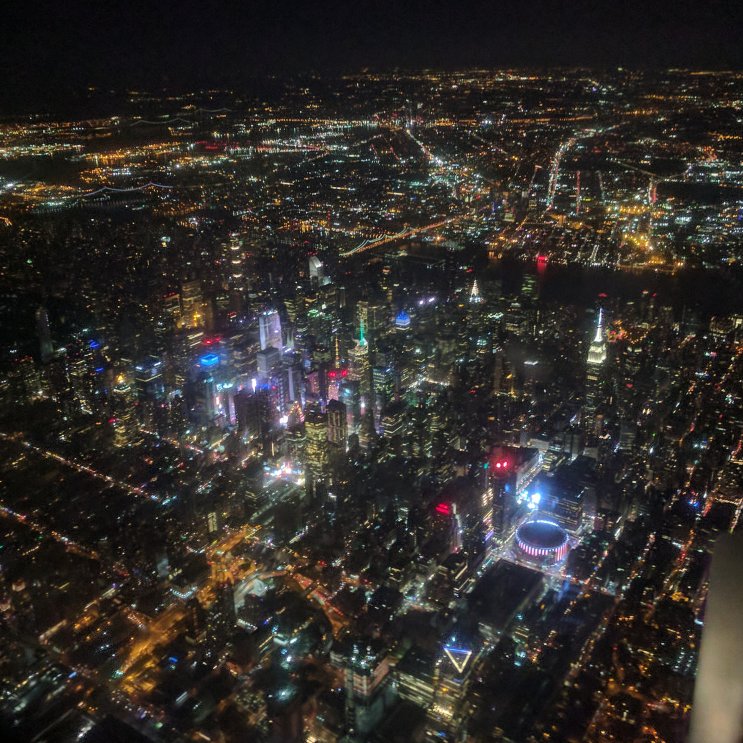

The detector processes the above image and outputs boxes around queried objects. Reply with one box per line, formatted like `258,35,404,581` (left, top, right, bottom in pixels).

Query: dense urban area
1,69,743,742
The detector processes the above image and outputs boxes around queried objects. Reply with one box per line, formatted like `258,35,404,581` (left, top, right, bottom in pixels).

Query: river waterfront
490,256,743,317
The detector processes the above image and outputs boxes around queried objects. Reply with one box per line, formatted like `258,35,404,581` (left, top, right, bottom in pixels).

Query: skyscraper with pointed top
349,320,371,405
584,309,607,425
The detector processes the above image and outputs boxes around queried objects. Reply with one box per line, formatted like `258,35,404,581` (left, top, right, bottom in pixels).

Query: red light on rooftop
435,503,452,516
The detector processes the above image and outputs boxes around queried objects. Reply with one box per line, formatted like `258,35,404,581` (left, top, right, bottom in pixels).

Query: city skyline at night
1,5,743,743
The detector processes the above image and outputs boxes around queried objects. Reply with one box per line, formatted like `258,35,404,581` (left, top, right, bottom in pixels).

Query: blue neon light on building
199,353,219,368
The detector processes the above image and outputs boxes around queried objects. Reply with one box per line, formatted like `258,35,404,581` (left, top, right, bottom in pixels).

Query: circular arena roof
516,519,569,561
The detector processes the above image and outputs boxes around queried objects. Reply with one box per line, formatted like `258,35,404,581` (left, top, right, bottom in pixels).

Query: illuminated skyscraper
228,232,244,286
469,279,483,304
257,347,281,380
327,399,348,447
356,299,387,350
343,641,394,739
111,377,137,447
284,360,303,405
206,580,236,658
162,291,182,331
308,255,327,287
259,309,282,351
180,280,205,329
381,400,408,455
304,404,328,498
348,327,371,403
134,356,165,426
584,309,607,424
428,635,481,738
486,446,542,545
395,309,411,330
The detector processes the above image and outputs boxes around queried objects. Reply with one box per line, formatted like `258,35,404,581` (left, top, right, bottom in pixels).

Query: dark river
492,257,743,318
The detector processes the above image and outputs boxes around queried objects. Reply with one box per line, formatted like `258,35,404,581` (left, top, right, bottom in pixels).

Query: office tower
206,581,237,658
197,369,218,423
326,367,342,401
180,280,205,328
228,232,244,288
35,306,54,363
343,641,394,739
339,378,361,432
492,346,505,395
42,352,76,415
486,446,542,544
549,479,585,532
396,647,437,710
428,635,481,737
521,273,538,301
327,399,348,447
257,346,281,380
16,356,43,401
234,388,274,440
259,309,282,351
487,456,509,544
381,400,408,455
689,533,743,743
348,336,371,403
304,404,328,498
134,356,165,425
395,309,411,330
111,377,137,447
308,255,327,286
584,309,607,425
234,389,254,434
68,352,94,413
358,408,377,451
161,291,182,331
356,301,370,345
372,366,395,414
469,279,483,304
185,597,207,644
356,298,387,350
284,360,303,405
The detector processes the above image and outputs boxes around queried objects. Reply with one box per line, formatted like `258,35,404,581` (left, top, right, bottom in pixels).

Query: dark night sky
2,0,742,110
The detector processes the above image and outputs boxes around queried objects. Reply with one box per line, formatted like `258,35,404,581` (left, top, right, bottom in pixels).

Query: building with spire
348,321,372,404
395,309,411,330
584,309,607,425
469,279,483,304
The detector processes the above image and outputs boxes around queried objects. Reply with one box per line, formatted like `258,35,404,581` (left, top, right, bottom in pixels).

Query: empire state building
584,309,607,424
